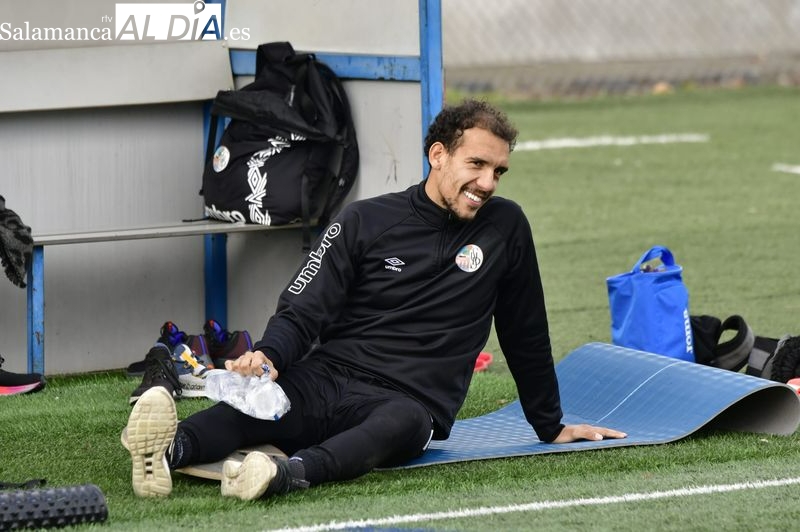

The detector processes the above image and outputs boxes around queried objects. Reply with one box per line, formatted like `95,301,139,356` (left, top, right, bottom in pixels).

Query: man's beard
443,195,477,222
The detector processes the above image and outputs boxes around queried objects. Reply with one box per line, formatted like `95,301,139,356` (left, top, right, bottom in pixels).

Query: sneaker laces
143,348,182,395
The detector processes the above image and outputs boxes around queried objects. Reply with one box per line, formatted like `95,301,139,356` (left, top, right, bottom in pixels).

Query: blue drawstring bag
606,246,695,362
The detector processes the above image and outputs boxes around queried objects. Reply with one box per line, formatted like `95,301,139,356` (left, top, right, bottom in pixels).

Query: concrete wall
0,0,428,374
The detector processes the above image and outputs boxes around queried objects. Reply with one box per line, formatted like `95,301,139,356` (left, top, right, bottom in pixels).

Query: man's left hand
552,424,627,443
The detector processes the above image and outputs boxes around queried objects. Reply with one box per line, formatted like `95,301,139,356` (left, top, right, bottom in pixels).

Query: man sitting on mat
124,99,627,500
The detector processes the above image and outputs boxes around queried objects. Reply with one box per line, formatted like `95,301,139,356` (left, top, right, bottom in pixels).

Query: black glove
0,195,33,288
769,335,800,384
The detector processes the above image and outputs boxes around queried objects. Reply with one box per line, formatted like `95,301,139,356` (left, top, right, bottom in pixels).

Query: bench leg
204,233,227,329
27,245,45,374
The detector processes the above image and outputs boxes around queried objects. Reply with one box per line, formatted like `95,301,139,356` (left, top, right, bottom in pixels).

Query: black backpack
202,41,359,250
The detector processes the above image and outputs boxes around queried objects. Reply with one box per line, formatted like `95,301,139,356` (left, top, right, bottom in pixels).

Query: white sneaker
125,386,177,497
221,451,309,501
221,451,277,501
171,344,209,398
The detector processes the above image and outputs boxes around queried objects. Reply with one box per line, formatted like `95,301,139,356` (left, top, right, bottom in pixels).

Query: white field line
268,477,800,532
516,133,709,151
772,163,800,175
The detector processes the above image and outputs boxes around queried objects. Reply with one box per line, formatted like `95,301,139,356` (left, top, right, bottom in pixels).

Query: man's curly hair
423,99,518,157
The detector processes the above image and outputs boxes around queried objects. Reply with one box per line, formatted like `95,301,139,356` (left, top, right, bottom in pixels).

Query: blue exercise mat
394,342,800,469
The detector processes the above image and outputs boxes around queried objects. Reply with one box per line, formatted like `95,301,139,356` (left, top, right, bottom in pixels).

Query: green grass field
2,86,800,531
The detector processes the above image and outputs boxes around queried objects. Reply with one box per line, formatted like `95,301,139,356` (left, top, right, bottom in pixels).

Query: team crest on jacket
212,145,230,172
455,244,483,273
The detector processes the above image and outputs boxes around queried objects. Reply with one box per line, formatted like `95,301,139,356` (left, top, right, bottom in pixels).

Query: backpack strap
711,315,754,371
289,57,316,124
300,171,312,253
198,110,225,201
204,113,221,167
313,61,359,228
690,314,754,371
746,335,780,378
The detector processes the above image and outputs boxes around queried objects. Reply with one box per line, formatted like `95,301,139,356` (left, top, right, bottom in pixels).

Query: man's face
425,127,510,221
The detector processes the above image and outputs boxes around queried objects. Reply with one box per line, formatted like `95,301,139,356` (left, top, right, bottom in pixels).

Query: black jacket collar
410,180,465,228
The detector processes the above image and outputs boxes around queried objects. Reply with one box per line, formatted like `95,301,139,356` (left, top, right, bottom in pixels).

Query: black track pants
179,359,434,485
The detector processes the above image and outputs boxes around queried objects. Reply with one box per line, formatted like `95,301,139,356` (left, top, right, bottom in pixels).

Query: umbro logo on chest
384,257,405,272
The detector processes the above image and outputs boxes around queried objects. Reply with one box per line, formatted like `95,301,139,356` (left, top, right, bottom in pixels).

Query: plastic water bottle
204,365,290,420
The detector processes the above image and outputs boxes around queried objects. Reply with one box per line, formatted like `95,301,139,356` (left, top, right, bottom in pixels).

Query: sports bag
202,41,359,249
606,245,695,362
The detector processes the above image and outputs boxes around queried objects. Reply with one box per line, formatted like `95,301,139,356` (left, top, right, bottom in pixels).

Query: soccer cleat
171,343,210,398
203,319,254,369
129,344,182,405
125,386,177,497
0,355,46,396
221,452,308,501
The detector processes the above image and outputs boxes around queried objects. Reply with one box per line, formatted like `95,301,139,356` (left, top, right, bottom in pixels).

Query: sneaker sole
220,451,277,501
0,381,44,395
126,386,177,497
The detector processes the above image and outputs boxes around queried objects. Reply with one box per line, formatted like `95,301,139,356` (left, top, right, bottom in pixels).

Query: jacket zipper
436,212,452,273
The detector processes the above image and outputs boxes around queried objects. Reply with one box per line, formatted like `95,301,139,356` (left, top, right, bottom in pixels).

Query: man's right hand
224,350,278,380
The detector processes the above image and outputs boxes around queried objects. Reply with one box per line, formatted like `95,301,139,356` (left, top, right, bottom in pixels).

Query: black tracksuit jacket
254,182,565,442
